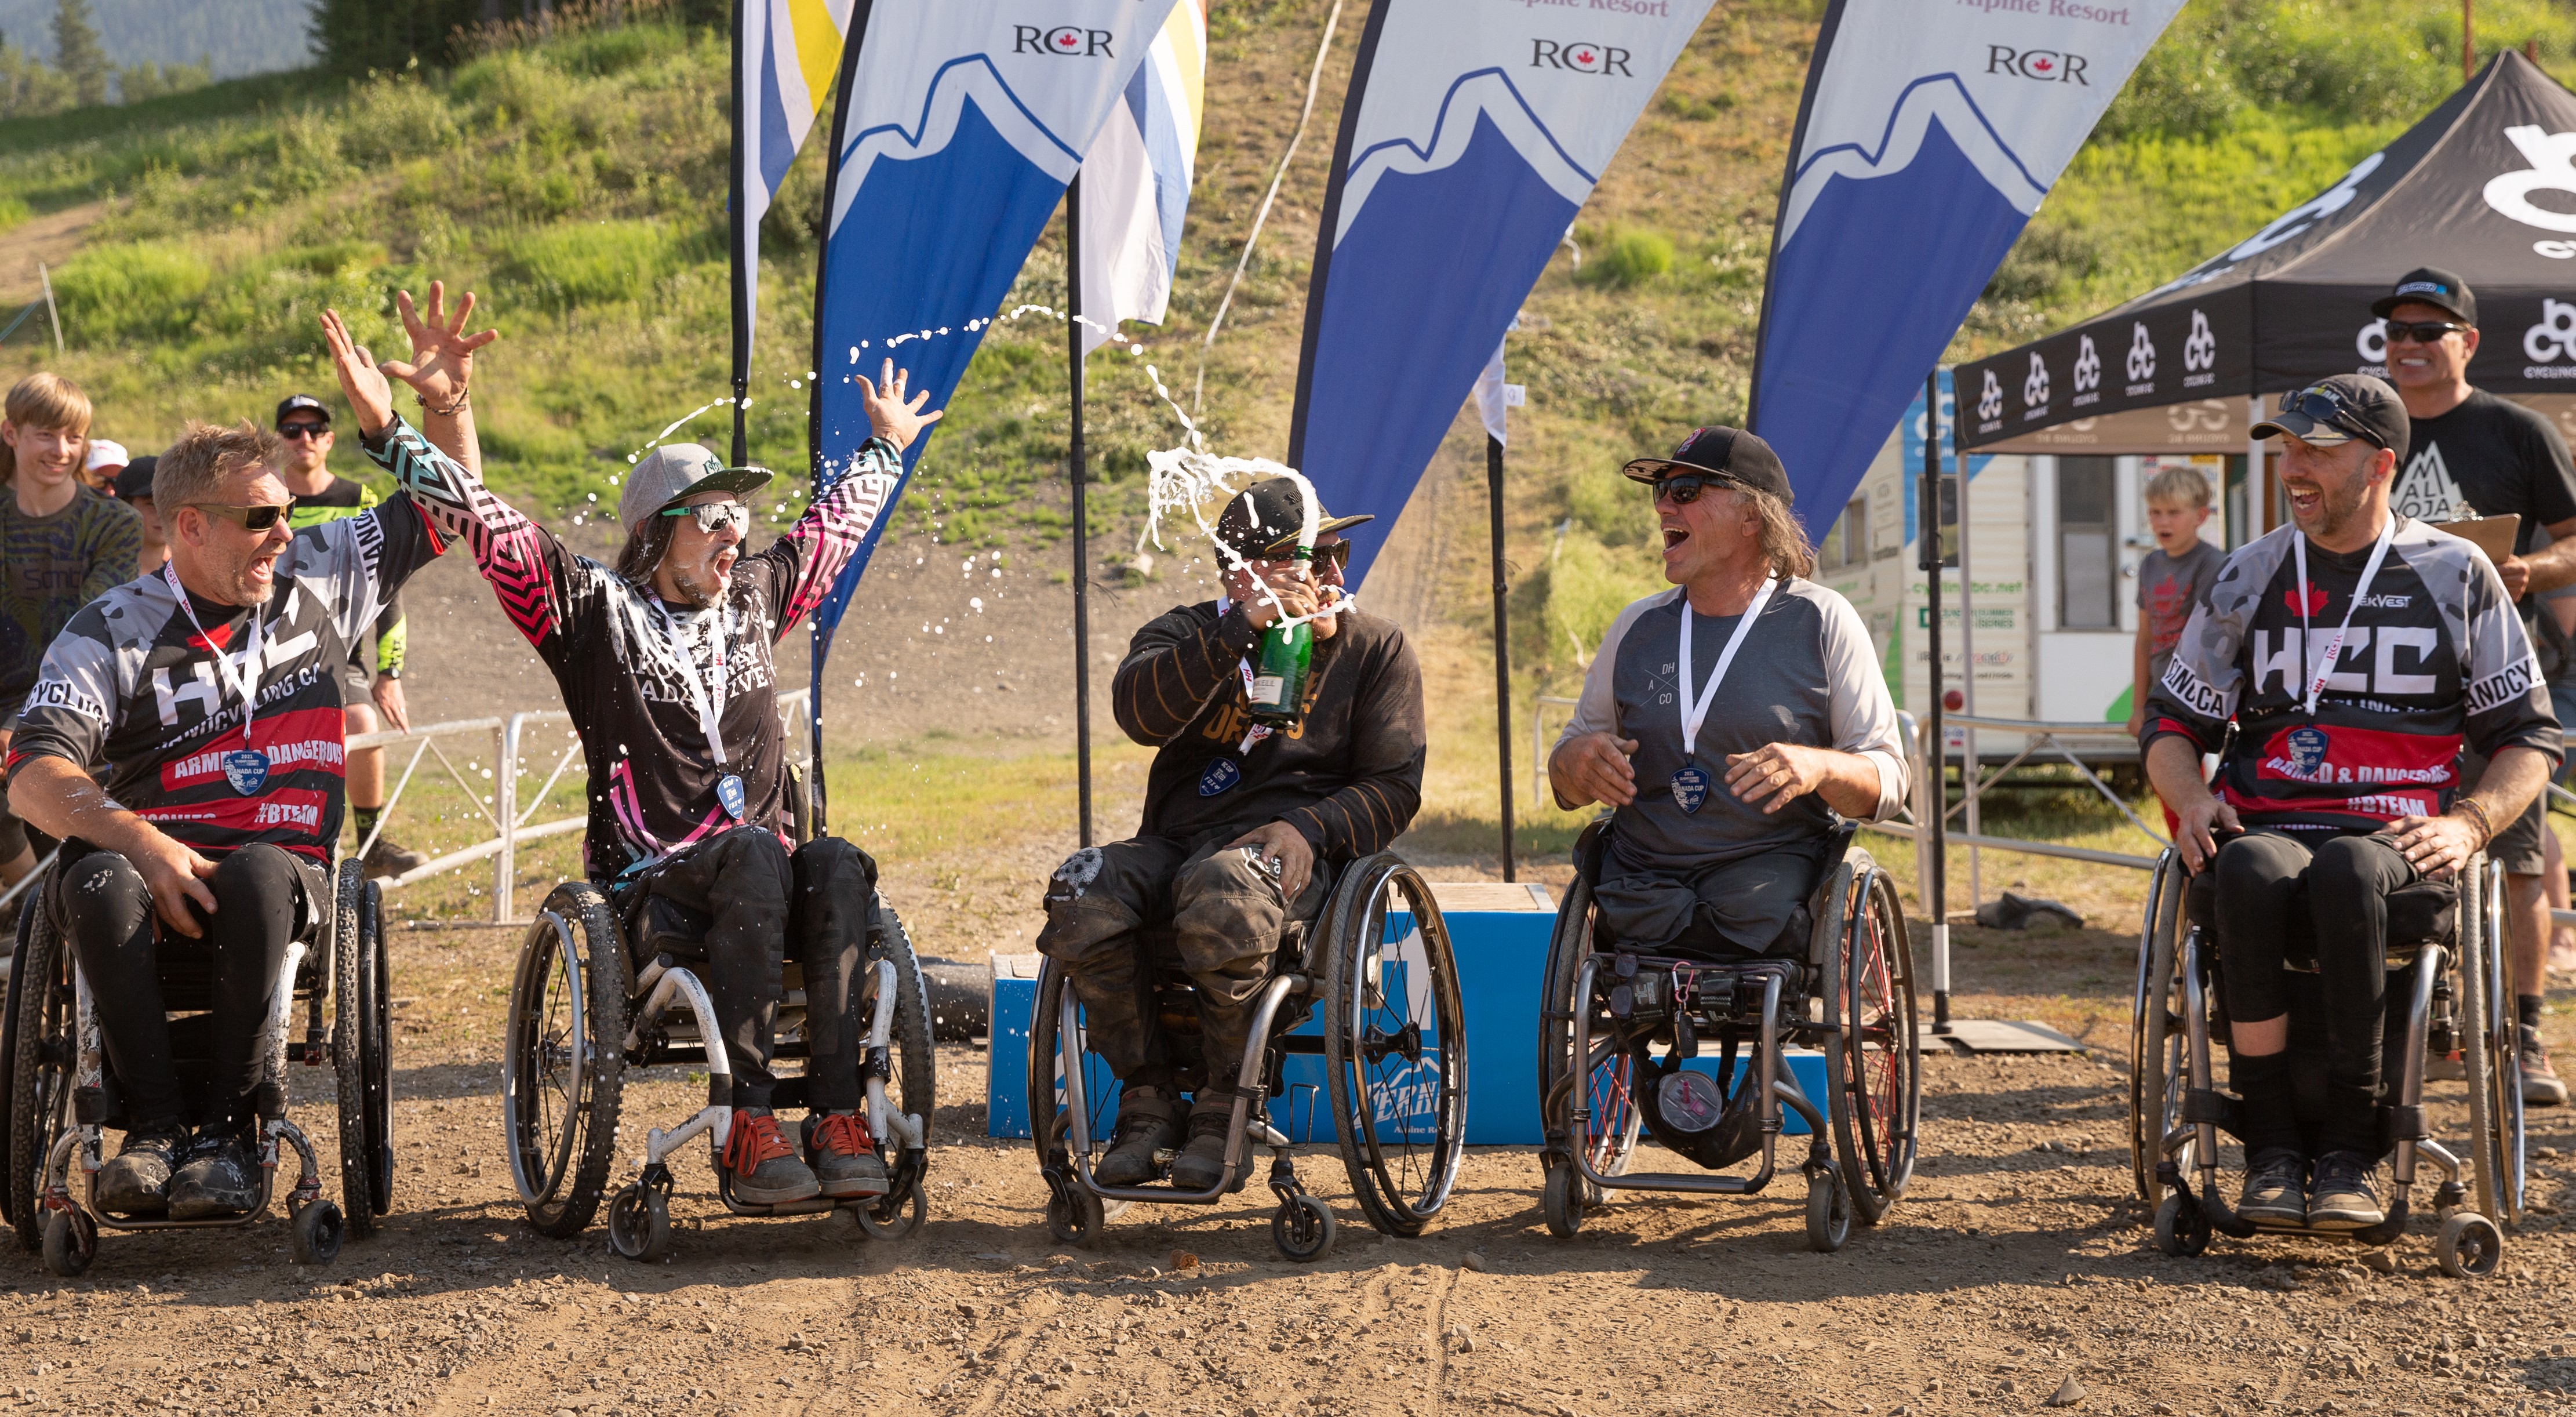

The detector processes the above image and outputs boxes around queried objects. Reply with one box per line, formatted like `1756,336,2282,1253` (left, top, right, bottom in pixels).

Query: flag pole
1487,433,1516,882
1067,177,1095,849
1920,369,1951,1035
727,0,751,470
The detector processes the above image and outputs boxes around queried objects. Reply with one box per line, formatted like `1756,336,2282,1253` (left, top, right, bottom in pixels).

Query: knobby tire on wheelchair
332,860,376,1238
868,895,936,1147
507,882,628,1238
2129,854,2189,1206
1323,856,1466,1237
6,900,70,1252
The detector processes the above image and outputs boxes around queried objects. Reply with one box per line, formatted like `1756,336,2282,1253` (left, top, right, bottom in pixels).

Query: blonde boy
2130,464,2225,835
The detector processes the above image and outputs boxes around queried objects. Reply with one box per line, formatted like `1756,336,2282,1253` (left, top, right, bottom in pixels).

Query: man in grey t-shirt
1549,427,1909,954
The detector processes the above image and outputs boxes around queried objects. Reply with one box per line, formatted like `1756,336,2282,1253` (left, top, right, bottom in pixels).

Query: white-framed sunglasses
661,500,751,535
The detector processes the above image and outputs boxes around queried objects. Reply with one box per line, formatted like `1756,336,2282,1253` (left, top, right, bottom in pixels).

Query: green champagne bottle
1246,548,1316,728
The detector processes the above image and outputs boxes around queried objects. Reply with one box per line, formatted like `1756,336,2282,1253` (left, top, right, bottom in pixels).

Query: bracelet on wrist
420,385,470,417
2454,797,2495,848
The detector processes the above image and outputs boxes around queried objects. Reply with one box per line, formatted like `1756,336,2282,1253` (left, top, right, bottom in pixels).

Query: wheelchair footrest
2180,1088,2240,1132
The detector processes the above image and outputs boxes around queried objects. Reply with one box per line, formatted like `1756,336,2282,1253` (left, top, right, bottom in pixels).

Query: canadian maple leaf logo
2284,582,2329,615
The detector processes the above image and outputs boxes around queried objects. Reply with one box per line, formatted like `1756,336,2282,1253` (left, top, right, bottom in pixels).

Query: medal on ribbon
716,773,748,822
1198,758,1242,797
1672,577,1777,819
1670,763,1711,815
222,749,271,797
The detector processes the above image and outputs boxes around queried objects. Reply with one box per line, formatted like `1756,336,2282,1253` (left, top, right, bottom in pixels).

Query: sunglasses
2279,386,2387,449
191,503,294,532
2382,319,2469,345
662,500,751,536
277,422,330,441
1647,472,1729,506
1254,540,1352,571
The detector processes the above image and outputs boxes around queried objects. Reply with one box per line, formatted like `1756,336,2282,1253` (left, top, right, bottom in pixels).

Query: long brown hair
1734,486,1816,580
615,513,679,583
0,373,93,484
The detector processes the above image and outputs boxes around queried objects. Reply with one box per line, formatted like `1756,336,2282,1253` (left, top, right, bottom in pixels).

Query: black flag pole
727,2,751,470
1487,433,1516,882
1920,369,1951,1034
1067,176,1095,849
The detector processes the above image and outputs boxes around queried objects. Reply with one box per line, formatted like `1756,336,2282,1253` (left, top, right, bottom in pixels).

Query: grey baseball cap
616,443,774,532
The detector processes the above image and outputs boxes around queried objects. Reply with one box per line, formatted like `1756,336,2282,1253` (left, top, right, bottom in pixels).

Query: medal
716,773,748,822
161,562,272,795
1198,758,1242,797
222,749,271,796
1669,762,1711,815
1673,576,1777,814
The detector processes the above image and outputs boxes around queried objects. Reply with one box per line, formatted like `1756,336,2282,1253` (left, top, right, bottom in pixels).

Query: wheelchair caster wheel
1804,1171,1851,1254
1541,1164,1586,1238
1046,1178,1106,1248
2152,1192,2209,1258
854,1178,926,1241
1271,1194,1336,1262
40,1209,92,1278
2436,1212,2504,1279
607,1183,672,1262
292,1200,344,1266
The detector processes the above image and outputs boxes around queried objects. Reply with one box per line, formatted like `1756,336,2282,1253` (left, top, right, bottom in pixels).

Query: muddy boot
166,1129,261,1221
722,1108,820,1205
804,1111,890,1198
360,836,430,880
1096,1085,1186,1186
1166,1093,1241,1194
92,1117,188,1217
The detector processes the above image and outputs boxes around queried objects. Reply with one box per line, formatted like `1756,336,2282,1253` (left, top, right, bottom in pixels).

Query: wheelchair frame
1028,852,1468,1263
1535,822,1920,1252
1,854,393,1275
2130,847,2522,1278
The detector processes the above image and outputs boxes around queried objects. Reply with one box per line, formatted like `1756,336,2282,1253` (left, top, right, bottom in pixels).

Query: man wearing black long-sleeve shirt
1038,478,1425,1192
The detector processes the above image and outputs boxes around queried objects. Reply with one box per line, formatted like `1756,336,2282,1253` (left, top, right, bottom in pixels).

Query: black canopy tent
1958,49,2576,450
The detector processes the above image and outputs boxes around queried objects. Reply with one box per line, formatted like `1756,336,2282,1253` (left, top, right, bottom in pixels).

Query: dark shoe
92,1118,188,1217
2520,1026,2568,1107
1095,1085,1185,1186
1166,1098,1240,1194
359,836,430,880
2235,1148,2307,1226
166,1130,261,1221
804,1111,890,1198
2308,1151,2384,1230
722,1109,820,1205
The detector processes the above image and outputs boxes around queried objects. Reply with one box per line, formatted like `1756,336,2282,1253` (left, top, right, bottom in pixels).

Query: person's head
115,455,165,548
613,442,773,608
0,373,92,492
2143,463,2214,553
272,395,333,481
155,421,292,606
79,437,127,495
1213,477,1374,642
2252,376,2408,547
1621,426,1813,587
2372,268,2479,398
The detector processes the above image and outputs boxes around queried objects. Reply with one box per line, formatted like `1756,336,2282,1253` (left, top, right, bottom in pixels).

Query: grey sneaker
2236,1148,2308,1226
722,1109,820,1205
2308,1151,2384,1230
92,1118,188,1216
2520,1026,2568,1108
803,1111,890,1198
359,836,430,880
1167,1097,1240,1193
1095,1085,1185,1186
166,1130,260,1221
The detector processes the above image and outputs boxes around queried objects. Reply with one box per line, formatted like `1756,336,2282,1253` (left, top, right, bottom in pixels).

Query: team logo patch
1198,759,1242,797
2283,726,2331,779
221,749,271,797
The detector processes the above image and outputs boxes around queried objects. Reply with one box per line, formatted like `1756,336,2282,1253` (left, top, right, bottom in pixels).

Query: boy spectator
113,456,167,576
2129,463,2227,836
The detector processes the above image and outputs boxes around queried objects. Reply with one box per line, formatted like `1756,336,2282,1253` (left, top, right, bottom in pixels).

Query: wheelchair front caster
1540,1164,1586,1238
854,1176,926,1241
2152,1192,2209,1258
607,1183,672,1262
291,1200,344,1266
1271,1193,1336,1262
1804,1169,1851,1254
1046,1176,1106,1248
40,1208,92,1277
2436,1211,2503,1279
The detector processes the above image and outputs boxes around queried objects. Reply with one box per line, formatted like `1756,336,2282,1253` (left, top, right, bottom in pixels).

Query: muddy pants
1036,833,1329,1096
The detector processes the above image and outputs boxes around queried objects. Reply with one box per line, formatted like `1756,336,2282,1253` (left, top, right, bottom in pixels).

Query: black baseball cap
1621,426,1794,506
275,394,330,428
1212,477,1373,558
2251,373,2410,452
113,455,157,502
2372,267,2476,325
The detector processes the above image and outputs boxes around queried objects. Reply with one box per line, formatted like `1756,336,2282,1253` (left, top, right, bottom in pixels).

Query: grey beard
666,563,725,609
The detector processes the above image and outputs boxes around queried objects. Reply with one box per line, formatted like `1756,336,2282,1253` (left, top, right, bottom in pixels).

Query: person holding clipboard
1548,427,1911,961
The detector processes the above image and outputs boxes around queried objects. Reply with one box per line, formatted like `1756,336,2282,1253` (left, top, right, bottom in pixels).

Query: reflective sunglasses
276,422,330,441
1254,540,1352,572
662,500,751,536
2382,319,2469,345
191,502,294,532
1647,471,1729,506
2279,385,2388,448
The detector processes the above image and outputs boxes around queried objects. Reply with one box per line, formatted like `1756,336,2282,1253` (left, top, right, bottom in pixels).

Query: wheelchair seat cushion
2183,863,2457,964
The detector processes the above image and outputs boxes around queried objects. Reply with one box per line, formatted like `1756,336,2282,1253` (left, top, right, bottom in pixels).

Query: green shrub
50,241,212,341
498,219,686,308
1580,228,1675,289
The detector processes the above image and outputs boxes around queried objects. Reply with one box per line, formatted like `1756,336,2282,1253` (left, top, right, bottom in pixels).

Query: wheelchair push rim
1537,865,1643,1187
1323,855,1467,1236
2129,852,2191,1206
503,884,628,1236
1829,864,1918,1222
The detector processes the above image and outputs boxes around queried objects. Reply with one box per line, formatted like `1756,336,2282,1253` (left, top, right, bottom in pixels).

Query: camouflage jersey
0,484,140,721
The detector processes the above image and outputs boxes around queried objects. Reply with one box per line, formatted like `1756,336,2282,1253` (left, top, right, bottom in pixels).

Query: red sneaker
806,1111,891,1198
722,1109,819,1204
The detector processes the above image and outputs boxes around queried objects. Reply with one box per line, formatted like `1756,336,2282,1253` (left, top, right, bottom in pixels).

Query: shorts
2461,679,2553,877
333,658,373,708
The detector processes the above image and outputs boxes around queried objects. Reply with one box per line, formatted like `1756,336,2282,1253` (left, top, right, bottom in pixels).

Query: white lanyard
161,561,266,746
1676,576,1776,762
651,598,732,766
2289,517,2395,716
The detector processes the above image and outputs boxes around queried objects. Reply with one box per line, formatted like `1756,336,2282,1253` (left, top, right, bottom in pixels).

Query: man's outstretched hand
381,281,498,408
320,308,396,437
857,359,944,453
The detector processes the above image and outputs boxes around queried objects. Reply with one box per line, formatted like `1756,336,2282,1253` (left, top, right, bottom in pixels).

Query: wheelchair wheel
1803,1168,1851,1253
8,895,73,1254
867,894,936,1146
330,861,375,1239
1322,855,1466,1238
1271,1192,1336,1262
40,1206,92,1277
1826,860,1918,1224
504,882,629,1238
2437,1210,2504,1279
361,880,394,1218
1027,958,1129,1235
1536,864,1643,1193
606,1182,672,1262
291,1199,344,1266
1540,1164,1587,1238
2153,1191,2209,1258
2129,852,2191,1205
2459,860,2520,1229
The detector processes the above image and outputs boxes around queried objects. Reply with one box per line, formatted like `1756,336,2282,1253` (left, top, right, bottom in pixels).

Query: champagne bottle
1246,548,1315,728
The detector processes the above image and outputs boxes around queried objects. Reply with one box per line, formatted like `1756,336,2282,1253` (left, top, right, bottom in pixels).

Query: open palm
381,281,499,406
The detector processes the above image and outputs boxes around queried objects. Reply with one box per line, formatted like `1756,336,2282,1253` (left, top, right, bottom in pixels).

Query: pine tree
50,0,107,108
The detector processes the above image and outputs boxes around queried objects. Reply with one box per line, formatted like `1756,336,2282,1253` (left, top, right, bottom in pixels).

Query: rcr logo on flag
1985,46,2090,84
1013,26,1113,57
1530,40,1633,75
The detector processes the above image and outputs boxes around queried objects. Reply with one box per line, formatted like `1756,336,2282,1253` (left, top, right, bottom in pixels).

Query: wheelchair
1028,852,1468,1262
1535,820,1919,1252
500,816,934,1260
0,851,392,1276
2129,844,2521,1277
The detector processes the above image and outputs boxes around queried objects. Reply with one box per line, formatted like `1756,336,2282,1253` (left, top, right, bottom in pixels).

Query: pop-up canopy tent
1958,49,2576,450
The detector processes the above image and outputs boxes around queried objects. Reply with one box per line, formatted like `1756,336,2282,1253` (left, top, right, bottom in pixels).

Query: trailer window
2058,456,2117,629
1822,496,1868,570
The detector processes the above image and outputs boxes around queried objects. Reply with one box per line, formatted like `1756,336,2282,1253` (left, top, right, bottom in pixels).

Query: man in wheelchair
1038,478,1424,1192
1548,427,1908,975
315,289,942,1208
2145,374,2560,1229
4,412,453,1220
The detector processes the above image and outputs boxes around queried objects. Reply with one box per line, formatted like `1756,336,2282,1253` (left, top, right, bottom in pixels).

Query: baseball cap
113,455,157,502
2371,267,2476,325
83,438,128,474
1621,426,1795,506
1211,477,1373,559
2251,374,2410,452
275,394,330,428
615,442,774,533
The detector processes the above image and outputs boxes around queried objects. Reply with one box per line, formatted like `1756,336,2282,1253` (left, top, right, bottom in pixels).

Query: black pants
632,827,878,1110
2213,830,2415,1157
53,842,310,1134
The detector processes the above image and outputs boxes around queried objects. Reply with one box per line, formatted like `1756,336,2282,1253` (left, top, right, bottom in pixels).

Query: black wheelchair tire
0,886,34,1236
2460,863,2511,1230
292,1198,344,1266
2153,1191,2209,1258
2129,853,2189,1206
8,899,71,1254
40,1205,90,1277
331,860,374,1239
1540,1162,1585,1238
1535,867,1642,1189
362,880,394,1216
1027,959,1124,1225
1825,863,1919,1225
1269,1192,1335,1262
1803,1168,1851,1254
504,882,629,1238
867,893,936,1147
1322,855,1467,1238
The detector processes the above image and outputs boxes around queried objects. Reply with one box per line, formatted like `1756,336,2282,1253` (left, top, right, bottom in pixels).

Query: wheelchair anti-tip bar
862,959,925,1154
635,965,736,1170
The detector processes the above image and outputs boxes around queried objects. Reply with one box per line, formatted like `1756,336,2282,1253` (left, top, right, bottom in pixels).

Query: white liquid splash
1143,449,1342,628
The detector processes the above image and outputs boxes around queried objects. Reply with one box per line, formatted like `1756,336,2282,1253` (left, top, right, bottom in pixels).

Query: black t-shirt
2391,389,2576,556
